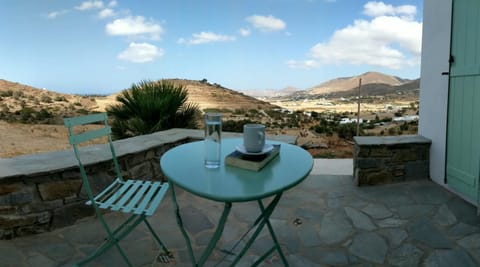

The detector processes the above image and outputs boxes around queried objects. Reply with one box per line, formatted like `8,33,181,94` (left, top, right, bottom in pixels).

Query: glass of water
204,113,222,168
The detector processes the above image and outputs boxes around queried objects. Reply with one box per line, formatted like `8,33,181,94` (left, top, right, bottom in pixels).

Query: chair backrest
64,113,123,199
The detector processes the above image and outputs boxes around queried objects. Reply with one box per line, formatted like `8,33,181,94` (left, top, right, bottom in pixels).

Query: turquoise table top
160,138,313,202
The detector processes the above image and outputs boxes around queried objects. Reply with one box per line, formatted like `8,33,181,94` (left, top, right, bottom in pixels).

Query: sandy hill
159,79,278,111
240,86,301,98
331,78,420,98
306,72,407,95
0,79,278,117
0,79,99,111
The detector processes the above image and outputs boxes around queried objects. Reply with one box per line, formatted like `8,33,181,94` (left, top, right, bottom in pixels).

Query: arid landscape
0,72,419,158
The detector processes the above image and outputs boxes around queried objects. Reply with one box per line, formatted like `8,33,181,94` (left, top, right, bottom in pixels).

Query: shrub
0,90,13,97
40,94,52,103
388,127,396,135
13,91,24,100
19,107,35,123
107,80,200,139
76,109,89,115
222,119,257,133
36,109,53,120
54,96,67,102
337,123,363,140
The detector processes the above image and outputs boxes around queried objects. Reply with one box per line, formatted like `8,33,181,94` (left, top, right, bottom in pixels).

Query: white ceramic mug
243,124,265,153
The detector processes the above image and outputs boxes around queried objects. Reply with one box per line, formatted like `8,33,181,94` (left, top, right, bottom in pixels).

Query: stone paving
1,160,480,266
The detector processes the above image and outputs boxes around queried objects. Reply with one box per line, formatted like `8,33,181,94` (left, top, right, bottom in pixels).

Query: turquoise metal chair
64,112,171,266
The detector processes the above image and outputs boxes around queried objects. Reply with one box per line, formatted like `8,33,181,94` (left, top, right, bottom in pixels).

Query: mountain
0,79,278,117
332,78,420,98
0,79,98,113
158,79,279,111
305,72,407,95
240,86,301,98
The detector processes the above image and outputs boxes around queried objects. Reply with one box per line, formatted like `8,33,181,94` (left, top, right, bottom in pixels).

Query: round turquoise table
160,138,313,266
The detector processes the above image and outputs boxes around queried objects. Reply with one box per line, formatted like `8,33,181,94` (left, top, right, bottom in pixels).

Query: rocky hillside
329,78,420,98
0,79,278,124
161,79,278,111
0,79,99,112
306,71,408,95
242,72,418,99
240,86,301,98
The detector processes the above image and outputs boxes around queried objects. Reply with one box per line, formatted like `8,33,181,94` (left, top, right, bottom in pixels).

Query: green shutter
446,0,480,204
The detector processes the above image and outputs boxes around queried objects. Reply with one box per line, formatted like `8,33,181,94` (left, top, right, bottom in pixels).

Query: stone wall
0,129,295,239
353,135,431,186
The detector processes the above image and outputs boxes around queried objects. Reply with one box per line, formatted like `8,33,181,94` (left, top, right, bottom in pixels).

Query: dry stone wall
0,129,295,239
0,138,189,239
353,135,431,186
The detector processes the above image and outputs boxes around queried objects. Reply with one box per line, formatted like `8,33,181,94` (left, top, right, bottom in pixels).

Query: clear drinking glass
204,113,222,168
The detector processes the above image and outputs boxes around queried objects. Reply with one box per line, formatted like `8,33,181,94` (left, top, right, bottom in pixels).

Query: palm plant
107,80,200,139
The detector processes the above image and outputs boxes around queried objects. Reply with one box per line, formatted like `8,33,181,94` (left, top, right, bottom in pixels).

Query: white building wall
418,0,452,185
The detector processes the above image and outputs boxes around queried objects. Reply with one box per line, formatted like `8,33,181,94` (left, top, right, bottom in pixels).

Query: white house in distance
419,0,479,212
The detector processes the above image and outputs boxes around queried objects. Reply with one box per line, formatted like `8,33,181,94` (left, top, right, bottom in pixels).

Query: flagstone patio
1,159,479,267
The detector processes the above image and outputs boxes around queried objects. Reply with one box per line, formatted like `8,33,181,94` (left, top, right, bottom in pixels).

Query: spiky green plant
107,80,199,139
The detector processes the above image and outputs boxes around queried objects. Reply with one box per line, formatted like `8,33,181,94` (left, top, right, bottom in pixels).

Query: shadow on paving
1,175,479,266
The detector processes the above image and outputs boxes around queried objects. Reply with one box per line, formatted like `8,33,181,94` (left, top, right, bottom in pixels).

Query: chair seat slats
145,182,169,216
91,179,168,215
134,181,162,215
99,179,135,209
110,180,144,211
87,178,122,205
122,181,153,213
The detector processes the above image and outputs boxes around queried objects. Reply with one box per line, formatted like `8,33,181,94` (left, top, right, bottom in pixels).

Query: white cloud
289,1,422,70
286,60,318,69
117,42,163,63
363,1,416,18
46,10,69,19
99,8,115,19
75,0,104,11
178,32,236,45
108,0,117,7
239,28,251,37
246,15,286,32
106,16,163,40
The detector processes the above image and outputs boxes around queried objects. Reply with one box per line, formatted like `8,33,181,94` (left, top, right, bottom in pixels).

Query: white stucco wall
418,0,452,185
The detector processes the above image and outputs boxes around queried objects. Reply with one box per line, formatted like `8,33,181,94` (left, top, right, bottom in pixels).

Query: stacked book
225,144,280,171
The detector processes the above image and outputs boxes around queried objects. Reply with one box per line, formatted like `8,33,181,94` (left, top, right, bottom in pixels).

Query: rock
319,210,354,245
424,248,477,267
408,218,453,248
344,207,377,231
349,232,387,264
388,243,423,267
301,141,329,150
433,204,457,226
362,204,393,219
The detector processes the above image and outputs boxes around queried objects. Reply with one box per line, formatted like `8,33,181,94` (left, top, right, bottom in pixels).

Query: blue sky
0,0,423,95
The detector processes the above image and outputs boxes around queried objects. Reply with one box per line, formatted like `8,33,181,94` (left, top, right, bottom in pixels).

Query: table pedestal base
169,183,289,267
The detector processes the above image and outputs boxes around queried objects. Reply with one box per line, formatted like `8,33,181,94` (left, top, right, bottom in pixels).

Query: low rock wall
0,128,295,240
353,135,431,186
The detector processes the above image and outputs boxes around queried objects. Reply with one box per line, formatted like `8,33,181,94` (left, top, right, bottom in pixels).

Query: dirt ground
0,121,107,158
0,121,70,158
271,128,354,158
0,121,352,159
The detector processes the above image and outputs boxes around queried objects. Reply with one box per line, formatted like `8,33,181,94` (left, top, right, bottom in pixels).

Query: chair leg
74,236,133,267
143,216,170,255
75,214,145,267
